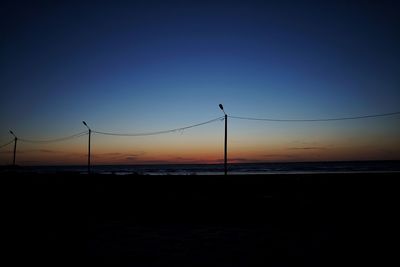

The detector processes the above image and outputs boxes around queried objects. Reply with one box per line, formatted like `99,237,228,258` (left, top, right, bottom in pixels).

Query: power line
0,139,14,149
19,131,88,143
229,111,400,122
6,111,400,142
93,116,224,136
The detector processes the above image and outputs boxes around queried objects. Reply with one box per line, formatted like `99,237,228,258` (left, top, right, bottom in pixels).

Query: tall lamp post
9,130,17,166
82,121,91,174
219,104,228,175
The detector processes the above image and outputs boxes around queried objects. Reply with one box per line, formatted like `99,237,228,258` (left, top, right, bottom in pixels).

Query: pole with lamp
219,104,228,175
9,130,17,166
82,121,91,174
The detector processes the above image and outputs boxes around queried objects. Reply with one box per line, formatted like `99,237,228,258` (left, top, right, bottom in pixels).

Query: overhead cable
93,116,224,136
229,111,400,122
0,139,14,149
19,131,88,143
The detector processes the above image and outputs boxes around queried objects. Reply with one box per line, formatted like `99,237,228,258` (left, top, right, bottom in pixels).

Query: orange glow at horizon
1,121,399,166
1,137,399,166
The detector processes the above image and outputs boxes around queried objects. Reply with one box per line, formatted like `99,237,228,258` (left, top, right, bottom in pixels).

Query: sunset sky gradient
1,0,399,165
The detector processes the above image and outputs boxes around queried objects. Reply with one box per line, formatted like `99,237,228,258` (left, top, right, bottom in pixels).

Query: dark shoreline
2,160,399,175
5,172,399,266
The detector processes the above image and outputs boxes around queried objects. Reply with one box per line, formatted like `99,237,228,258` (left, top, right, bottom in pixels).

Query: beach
4,172,399,266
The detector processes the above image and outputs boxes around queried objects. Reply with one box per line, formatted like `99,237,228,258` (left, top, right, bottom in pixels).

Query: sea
6,160,400,175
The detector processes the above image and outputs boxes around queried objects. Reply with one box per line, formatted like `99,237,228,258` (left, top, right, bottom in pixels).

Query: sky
1,0,399,165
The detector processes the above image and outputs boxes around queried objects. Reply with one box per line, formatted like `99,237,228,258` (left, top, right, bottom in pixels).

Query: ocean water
9,161,400,175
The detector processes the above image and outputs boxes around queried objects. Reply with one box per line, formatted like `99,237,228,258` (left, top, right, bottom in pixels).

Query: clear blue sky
1,0,399,165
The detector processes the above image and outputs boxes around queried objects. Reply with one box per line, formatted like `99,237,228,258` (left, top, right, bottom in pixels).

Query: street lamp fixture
9,130,16,138
219,104,226,115
82,121,90,130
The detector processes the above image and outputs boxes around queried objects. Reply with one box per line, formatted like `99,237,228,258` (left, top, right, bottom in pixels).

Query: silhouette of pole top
82,121,91,130
9,130,17,138
219,104,226,115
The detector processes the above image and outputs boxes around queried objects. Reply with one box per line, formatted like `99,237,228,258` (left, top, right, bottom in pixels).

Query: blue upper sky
1,0,399,164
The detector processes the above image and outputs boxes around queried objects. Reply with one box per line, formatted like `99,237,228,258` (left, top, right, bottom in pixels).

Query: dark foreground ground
3,172,400,266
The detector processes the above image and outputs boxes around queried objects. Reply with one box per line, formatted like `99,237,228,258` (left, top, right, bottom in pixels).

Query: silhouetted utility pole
82,121,91,174
9,130,17,166
219,104,228,175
